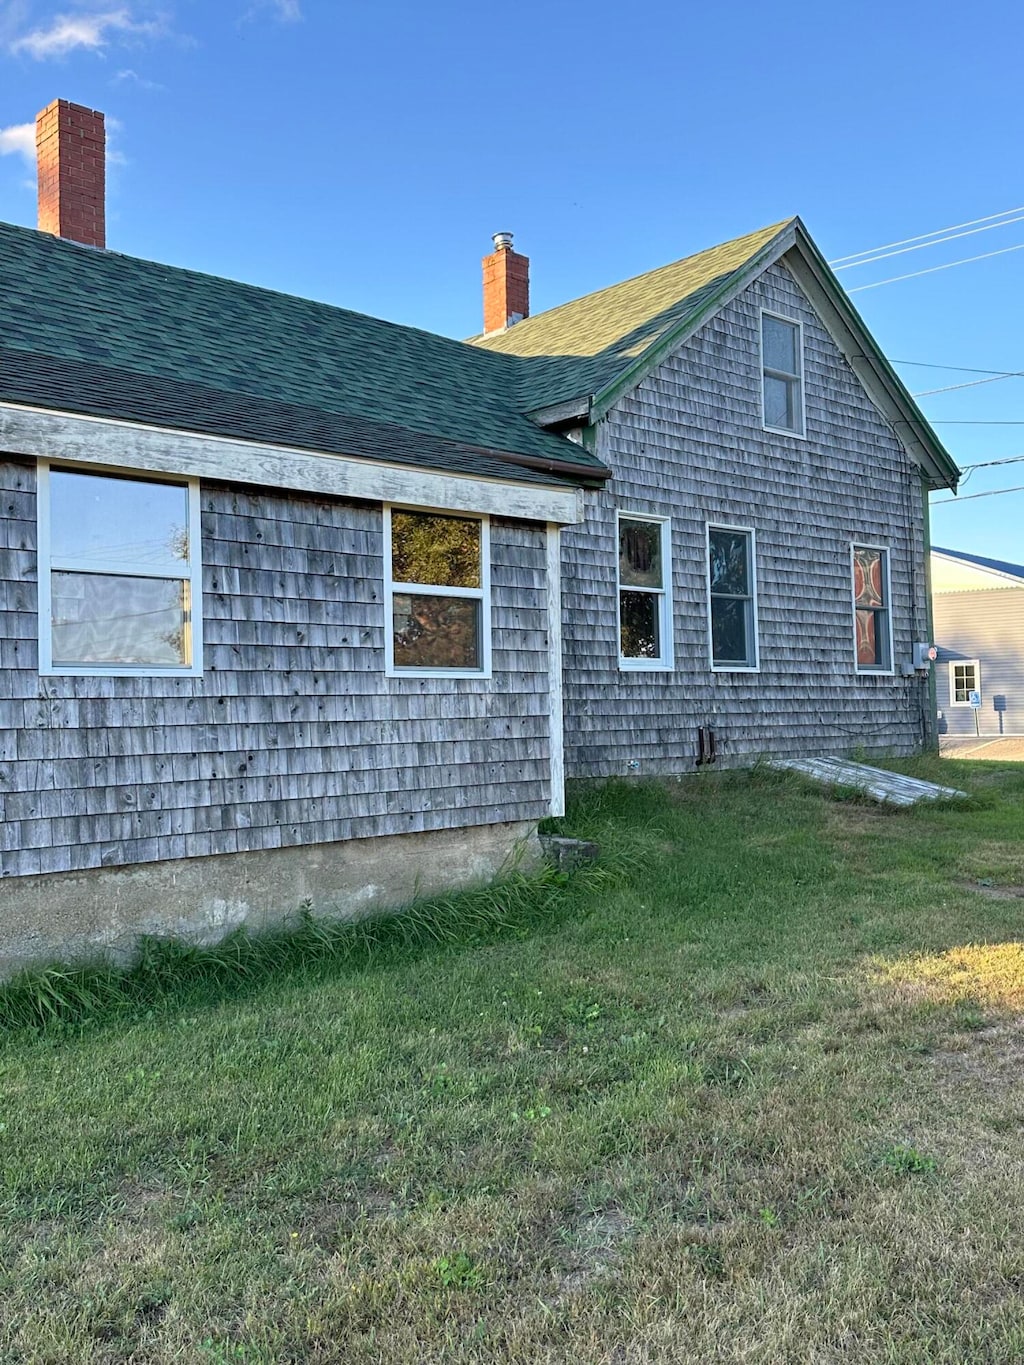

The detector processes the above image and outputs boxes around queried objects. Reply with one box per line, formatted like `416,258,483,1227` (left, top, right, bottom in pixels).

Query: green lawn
3,759,1024,1363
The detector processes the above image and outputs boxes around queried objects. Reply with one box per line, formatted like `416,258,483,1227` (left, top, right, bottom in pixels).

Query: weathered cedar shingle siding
0,461,552,878
561,262,931,775
935,590,1024,737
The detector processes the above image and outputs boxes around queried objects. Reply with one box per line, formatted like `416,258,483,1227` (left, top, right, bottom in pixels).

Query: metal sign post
969,689,982,737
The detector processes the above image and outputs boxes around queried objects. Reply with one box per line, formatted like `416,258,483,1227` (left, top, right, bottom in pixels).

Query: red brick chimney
36,99,106,248
482,232,529,334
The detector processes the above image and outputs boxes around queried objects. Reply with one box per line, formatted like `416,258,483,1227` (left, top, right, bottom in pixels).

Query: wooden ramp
770,757,968,807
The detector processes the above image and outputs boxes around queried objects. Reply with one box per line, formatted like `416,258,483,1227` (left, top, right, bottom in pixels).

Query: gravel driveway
940,736,1024,761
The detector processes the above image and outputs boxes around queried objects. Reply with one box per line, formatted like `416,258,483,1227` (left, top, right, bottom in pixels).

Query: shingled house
0,100,958,969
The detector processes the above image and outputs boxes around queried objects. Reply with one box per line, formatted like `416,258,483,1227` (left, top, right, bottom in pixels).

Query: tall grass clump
0,820,646,1035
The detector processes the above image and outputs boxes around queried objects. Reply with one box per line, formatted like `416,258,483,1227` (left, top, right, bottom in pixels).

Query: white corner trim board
546,523,566,817
0,403,585,526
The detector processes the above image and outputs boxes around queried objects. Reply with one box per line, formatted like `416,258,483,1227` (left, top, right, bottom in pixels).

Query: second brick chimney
482,232,529,334
36,99,106,249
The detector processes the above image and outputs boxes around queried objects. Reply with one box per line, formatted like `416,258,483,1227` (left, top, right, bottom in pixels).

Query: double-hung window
617,513,673,669
385,507,490,676
950,660,981,705
38,463,202,676
761,312,805,436
707,525,758,670
852,544,893,673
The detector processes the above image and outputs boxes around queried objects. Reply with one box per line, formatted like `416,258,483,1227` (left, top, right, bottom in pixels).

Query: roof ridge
0,217,508,367
470,218,795,342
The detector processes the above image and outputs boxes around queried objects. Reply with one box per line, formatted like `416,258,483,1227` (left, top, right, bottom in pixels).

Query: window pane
764,374,796,430
393,593,480,669
391,511,481,588
853,548,885,607
50,471,190,574
619,519,663,589
763,316,797,374
709,530,750,595
712,597,750,665
856,608,884,667
52,573,189,666
619,591,660,659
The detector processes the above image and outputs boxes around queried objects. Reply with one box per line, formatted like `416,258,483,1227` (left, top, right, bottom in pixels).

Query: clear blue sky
1,0,1021,560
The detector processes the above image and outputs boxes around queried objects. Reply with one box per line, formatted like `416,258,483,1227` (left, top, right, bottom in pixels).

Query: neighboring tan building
932,547,1024,738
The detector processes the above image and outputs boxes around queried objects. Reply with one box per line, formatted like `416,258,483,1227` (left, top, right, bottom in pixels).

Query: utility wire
832,214,1024,271
894,359,1022,375
930,420,1024,425
913,369,1024,398
847,241,1024,293
829,206,1024,265
957,454,1024,487
933,483,1024,505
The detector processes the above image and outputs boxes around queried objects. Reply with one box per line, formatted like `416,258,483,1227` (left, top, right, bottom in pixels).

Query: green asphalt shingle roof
470,220,791,412
0,220,607,487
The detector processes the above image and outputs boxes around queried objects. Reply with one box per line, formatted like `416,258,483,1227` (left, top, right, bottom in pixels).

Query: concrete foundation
0,821,540,976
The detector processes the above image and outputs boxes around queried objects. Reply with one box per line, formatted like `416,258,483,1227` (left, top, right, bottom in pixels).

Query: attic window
761,312,805,436
37,463,203,678
385,508,491,677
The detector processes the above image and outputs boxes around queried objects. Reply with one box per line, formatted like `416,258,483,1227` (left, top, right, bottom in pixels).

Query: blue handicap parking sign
969,690,982,709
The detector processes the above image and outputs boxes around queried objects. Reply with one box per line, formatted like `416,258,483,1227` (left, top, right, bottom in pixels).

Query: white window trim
616,511,674,672
949,659,981,706
759,309,807,440
37,460,204,679
706,522,760,673
851,542,895,677
383,504,492,679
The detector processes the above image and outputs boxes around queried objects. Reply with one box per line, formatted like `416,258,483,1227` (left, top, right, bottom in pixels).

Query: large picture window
852,544,893,673
761,312,805,436
617,513,673,670
385,508,490,676
707,525,758,670
38,463,202,676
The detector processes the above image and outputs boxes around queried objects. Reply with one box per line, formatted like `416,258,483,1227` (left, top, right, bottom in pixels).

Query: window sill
40,665,204,679
855,667,895,677
762,423,808,441
619,659,674,673
711,663,760,674
386,668,492,680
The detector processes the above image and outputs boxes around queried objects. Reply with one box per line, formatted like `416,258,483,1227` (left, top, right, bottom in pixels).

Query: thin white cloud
113,65,163,88
244,0,302,22
10,7,164,59
0,121,35,163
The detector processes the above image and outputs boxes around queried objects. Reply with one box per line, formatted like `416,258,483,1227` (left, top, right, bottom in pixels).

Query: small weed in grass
433,1253,485,1291
880,1144,939,1176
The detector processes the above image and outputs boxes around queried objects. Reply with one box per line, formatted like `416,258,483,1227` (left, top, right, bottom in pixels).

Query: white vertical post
546,523,565,818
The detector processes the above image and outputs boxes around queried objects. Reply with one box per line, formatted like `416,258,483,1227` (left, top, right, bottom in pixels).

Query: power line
959,454,1024,470
957,454,1024,487
832,214,1024,271
912,369,1024,398
931,420,1024,425
829,206,1024,266
847,241,1024,293
894,359,1021,376
933,483,1024,505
